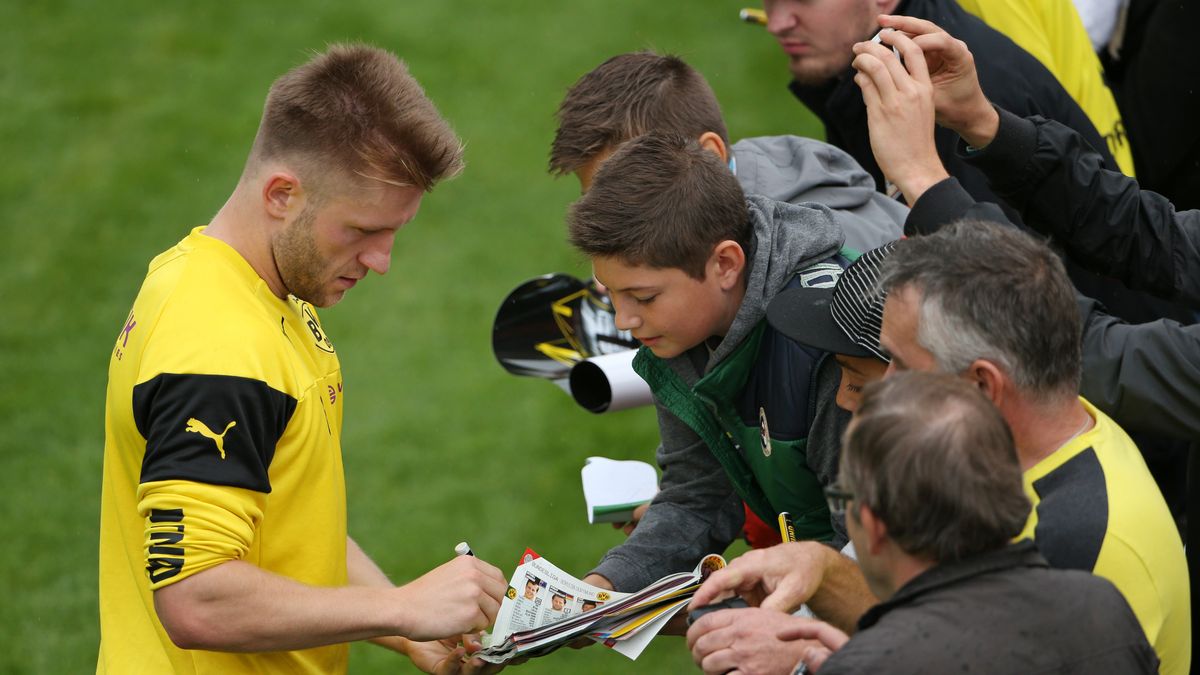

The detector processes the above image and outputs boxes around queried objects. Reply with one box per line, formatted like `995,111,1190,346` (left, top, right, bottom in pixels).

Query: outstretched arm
153,543,507,655
869,13,1200,307
588,402,745,592
688,541,876,634
966,108,1200,306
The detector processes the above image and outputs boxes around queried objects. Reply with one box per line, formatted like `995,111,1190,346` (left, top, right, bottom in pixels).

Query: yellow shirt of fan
958,0,1136,175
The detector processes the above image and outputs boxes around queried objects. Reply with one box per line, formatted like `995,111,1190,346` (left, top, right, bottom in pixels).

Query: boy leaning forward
567,132,853,595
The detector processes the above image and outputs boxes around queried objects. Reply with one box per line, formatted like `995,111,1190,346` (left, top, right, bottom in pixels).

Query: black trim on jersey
133,373,297,493
147,508,185,583
1031,447,1108,572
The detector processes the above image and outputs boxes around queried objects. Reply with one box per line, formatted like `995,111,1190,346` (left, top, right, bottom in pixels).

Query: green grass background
0,2,822,672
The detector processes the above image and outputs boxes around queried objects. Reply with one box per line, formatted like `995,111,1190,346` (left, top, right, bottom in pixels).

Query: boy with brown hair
567,131,853,593
551,51,905,253
551,50,905,549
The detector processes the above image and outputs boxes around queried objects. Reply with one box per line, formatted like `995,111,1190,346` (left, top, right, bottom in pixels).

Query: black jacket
787,0,1191,323
789,0,1118,214
962,106,1200,308
820,541,1158,675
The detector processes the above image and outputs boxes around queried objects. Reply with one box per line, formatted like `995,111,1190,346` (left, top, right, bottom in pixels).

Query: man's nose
360,234,394,275
882,359,899,379
765,3,797,35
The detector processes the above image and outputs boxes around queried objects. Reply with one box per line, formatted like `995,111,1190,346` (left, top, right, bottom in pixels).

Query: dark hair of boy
549,51,728,176
567,132,750,280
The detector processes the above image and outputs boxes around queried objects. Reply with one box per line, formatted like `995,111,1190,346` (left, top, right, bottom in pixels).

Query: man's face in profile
763,0,882,86
879,285,939,377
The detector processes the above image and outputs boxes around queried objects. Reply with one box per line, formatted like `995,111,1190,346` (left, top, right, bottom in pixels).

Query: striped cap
767,242,895,362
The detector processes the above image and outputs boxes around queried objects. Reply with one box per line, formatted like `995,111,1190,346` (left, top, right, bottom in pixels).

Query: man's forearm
967,108,1200,305
153,559,415,653
805,549,876,634
346,536,415,655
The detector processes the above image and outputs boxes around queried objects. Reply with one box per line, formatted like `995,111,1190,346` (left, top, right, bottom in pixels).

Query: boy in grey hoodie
568,131,852,594
551,51,906,552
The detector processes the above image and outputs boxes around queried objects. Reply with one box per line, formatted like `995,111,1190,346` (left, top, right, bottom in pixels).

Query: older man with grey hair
688,221,1189,675
876,220,1188,674
689,372,1157,674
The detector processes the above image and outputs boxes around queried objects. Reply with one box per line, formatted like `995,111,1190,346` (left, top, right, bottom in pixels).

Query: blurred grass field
0,2,822,672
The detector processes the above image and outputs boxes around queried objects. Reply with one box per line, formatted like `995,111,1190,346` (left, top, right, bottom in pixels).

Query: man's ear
711,240,746,290
858,503,889,556
262,172,303,220
965,359,1009,407
698,131,729,164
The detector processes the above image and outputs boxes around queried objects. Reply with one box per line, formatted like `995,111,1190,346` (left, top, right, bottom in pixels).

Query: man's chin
788,58,843,87
314,291,345,308
292,289,342,308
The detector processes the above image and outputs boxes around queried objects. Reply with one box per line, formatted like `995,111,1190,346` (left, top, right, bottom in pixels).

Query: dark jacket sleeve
1078,297,1200,441
904,176,1010,236
590,400,744,591
963,107,1200,307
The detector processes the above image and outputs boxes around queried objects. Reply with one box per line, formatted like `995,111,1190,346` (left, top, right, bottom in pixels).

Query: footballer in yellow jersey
99,228,349,673
97,43,511,674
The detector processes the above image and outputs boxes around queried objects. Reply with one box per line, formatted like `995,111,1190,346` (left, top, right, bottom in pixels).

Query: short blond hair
249,43,463,192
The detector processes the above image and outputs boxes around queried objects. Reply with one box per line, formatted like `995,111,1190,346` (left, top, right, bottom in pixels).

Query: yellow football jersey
957,0,1136,175
98,227,349,673
1020,399,1189,675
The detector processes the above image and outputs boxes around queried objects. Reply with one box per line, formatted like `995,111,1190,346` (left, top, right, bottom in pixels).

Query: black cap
767,242,895,362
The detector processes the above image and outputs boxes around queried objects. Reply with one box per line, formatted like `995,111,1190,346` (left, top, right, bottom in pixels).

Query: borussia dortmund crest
759,407,772,457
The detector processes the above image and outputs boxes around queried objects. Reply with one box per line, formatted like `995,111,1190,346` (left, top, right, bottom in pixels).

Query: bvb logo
759,407,772,457
596,592,611,601
506,587,517,600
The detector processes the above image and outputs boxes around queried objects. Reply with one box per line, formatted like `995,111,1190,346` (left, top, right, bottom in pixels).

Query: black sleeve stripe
1031,447,1108,572
133,373,297,493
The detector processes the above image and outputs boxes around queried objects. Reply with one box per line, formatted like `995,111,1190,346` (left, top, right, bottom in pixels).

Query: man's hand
403,637,506,675
872,14,999,148
394,555,508,641
581,573,614,591
686,607,822,675
690,542,826,614
850,25,948,204
690,542,873,634
777,620,851,674
611,502,650,536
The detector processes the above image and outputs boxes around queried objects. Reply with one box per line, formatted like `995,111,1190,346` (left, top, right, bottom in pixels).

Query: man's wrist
381,635,413,655
957,104,1000,150
896,167,952,206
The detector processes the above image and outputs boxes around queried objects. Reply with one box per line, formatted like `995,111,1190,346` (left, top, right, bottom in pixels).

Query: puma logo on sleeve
185,418,237,459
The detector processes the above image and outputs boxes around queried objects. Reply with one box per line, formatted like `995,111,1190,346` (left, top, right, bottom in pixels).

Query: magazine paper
476,549,725,663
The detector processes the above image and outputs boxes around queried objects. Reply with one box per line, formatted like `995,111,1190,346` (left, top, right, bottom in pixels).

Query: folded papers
477,549,725,663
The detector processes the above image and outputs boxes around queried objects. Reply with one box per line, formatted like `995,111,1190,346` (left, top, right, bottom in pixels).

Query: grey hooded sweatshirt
591,195,850,591
733,135,907,254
